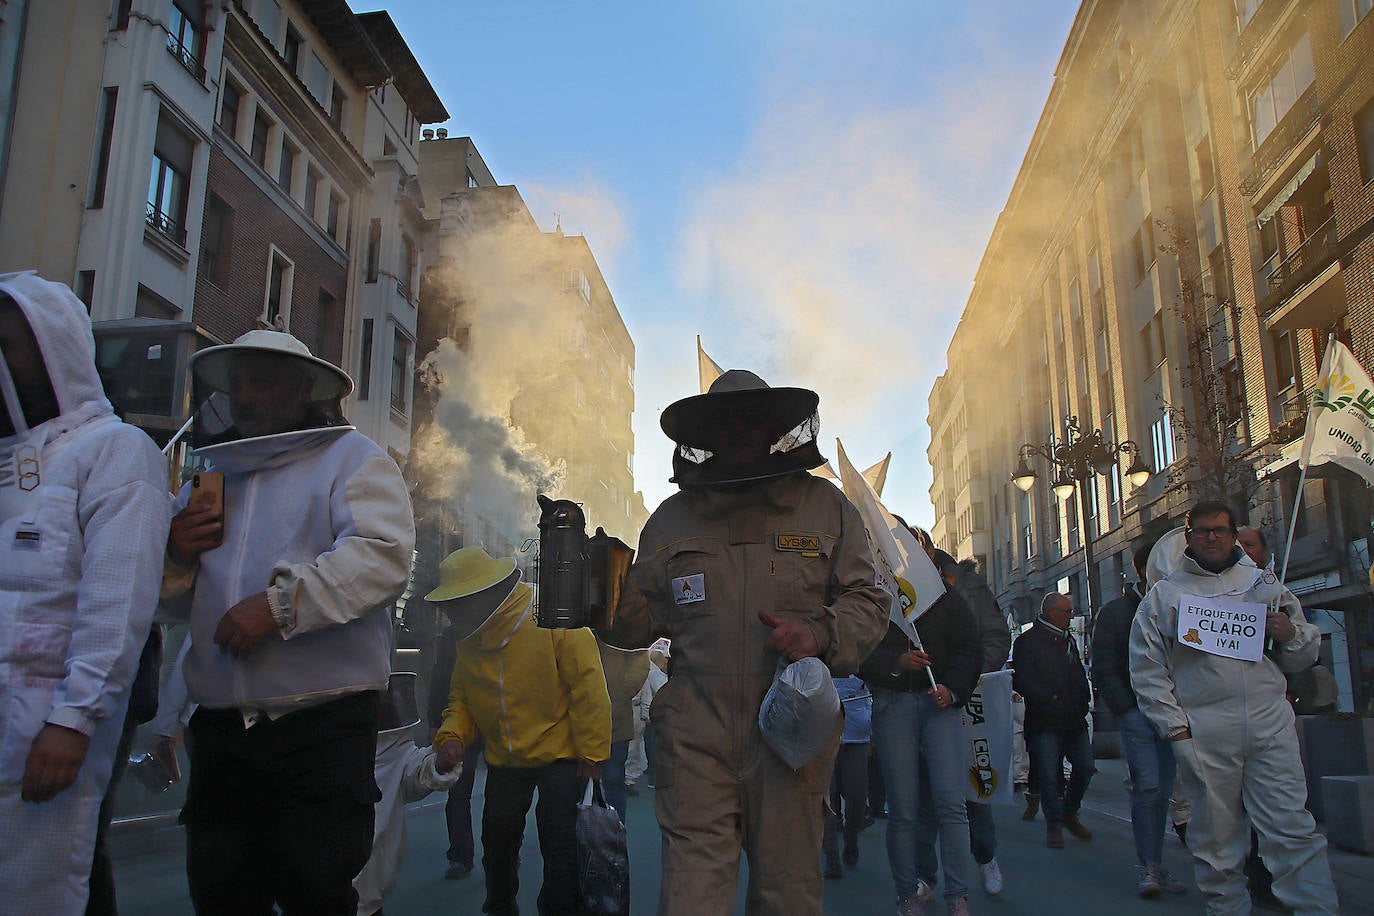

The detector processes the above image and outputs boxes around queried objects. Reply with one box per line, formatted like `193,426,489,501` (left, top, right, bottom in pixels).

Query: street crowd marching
0,270,1346,915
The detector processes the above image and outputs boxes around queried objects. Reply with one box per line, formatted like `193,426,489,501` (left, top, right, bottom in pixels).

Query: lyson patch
775,533,820,552
671,574,705,605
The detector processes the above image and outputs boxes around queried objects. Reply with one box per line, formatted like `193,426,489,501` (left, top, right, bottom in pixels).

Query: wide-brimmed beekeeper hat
190,329,353,400
660,369,826,485
425,546,518,603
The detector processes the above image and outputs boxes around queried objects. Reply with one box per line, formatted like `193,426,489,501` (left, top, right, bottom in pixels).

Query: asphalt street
111,756,1371,914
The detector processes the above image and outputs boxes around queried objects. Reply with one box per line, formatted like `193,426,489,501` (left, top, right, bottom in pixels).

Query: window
1249,33,1315,147
147,115,194,246
283,24,302,73
1235,0,1262,30
324,192,339,238
1273,329,1297,390
565,267,591,302
1340,0,1373,38
382,135,397,157
89,88,118,208
306,52,329,107
76,271,95,309
1131,216,1155,281
328,84,346,130
135,284,177,319
467,168,479,188
366,219,381,282
316,289,339,363
263,248,293,326
166,0,205,81
111,0,132,31
303,167,320,221
251,0,281,42
358,319,373,401
390,329,410,413
250,109,271,168
400,235,416,300
218,79,242,138
1151,412,1177,470
1195,135,1215,197
200,193,232,286
1356,98,1374,185
277,138,297,190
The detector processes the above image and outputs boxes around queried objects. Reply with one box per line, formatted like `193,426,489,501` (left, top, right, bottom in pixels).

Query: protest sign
1176,593,1266,662
961,669,1014,805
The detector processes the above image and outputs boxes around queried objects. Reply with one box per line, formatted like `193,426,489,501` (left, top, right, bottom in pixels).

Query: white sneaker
980,859,1004,895
916,879,937,904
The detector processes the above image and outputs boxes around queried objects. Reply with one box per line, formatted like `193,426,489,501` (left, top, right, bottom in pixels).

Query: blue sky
367,1,1081,531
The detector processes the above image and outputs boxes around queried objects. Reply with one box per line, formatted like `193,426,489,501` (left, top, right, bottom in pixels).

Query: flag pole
1279,333,1337,587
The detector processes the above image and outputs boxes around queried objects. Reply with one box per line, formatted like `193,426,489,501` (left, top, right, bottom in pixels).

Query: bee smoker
536,494,634,629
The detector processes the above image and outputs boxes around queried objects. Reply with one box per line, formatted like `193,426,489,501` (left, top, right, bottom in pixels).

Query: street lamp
1011,416,1152,618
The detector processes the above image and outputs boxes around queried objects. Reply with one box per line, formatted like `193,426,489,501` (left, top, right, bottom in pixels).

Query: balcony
165,34,206,84
145,202,187,247
1226,0,1283,81
1272,387,1310,444
1241,89,1321,196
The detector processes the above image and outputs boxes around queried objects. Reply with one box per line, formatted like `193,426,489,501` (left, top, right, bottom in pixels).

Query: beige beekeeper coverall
607,472,888,915
1130,550,1339,914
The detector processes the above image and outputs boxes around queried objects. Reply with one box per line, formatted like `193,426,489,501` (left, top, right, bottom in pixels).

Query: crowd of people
0,272,1346,916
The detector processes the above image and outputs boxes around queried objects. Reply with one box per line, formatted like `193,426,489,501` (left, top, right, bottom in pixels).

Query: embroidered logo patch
13,529,41,550
671,574,705,605
776,534,820,552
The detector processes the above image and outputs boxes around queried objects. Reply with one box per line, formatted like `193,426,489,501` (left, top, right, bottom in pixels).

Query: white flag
834,439,944,645
1301,338,1374,486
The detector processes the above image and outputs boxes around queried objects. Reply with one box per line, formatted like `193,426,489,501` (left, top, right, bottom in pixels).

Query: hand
213,592,278,658
1266,610,1297,644
435,740,465,773
758,612,820,662
898,650,932,671
168,504,222,565
1167,727,1192,742
22,724,91,802
928,684,953,709
578,761,604,782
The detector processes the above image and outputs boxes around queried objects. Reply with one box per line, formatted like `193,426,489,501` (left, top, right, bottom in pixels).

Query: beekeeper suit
162,329,415,915
1130,501,1339,914
605,370,889,915
0,272,171,914
353,674,463,916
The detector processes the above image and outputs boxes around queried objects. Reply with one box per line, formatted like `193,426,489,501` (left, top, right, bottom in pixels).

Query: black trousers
445,734,486,866
182,692,382,916
481,759,584,916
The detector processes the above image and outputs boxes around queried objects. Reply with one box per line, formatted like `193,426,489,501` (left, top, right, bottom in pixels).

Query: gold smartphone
189,471,225,548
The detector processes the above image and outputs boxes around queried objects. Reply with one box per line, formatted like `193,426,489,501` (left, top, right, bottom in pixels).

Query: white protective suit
1129,548,1339,914
353,724,462,915
0,272,171,913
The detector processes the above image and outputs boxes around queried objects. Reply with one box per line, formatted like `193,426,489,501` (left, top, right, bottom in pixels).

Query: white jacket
1129,549,1319,736
0,271,171,914
165,427,414,712
354,726,462,915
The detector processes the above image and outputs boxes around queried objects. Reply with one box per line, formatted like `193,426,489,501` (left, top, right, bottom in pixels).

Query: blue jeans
873,689,969,902
1118,709,1176,866
916,776,998,884
604,739,630,824
1028,728,1095,827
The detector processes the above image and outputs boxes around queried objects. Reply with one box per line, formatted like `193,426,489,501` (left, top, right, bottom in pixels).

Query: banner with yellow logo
1302,337,1374,486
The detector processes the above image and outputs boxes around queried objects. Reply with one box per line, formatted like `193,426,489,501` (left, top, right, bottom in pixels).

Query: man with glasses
1130,500,1339,913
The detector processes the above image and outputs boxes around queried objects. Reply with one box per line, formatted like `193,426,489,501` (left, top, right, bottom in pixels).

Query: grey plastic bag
758,657,841,770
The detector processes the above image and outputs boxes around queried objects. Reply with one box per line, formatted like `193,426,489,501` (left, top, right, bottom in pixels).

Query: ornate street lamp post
1011,416,1152,620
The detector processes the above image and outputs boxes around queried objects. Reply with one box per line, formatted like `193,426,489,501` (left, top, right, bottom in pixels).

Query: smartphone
188,472,225,548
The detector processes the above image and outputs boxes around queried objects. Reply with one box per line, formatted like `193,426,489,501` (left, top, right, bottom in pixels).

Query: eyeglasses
1187,526,1235,540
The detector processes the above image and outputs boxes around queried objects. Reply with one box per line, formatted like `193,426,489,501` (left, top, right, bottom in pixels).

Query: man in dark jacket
861,585,981,915
1092,542,1187,897
1013,591,1094,849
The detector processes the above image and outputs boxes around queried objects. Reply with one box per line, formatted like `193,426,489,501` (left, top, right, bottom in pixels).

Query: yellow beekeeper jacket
435,581,611,768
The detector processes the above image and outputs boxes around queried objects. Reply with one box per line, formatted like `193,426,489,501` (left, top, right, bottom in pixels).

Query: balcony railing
396,279,411,303
1226,0,1282,81
145,202,186,247
1272,386,1310,443
1258,215,1337,314
1240,89,1321,195
165,34,206,84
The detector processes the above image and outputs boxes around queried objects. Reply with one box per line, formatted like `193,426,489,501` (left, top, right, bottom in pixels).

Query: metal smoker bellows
535,494,634,630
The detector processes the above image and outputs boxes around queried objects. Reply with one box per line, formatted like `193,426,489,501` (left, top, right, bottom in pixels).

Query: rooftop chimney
436,128,448,139
422,129,435,140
